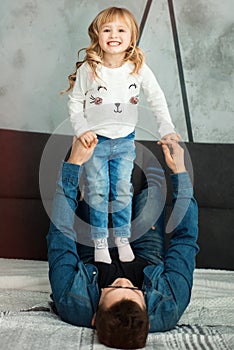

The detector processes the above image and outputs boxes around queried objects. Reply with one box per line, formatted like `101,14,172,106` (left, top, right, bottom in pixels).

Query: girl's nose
110,30,117,38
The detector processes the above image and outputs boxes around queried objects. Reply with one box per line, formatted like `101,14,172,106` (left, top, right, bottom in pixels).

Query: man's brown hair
95,299,149,349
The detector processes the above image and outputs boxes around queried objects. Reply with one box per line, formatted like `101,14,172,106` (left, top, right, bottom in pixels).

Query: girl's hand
79,131,97,148
161,132,181,143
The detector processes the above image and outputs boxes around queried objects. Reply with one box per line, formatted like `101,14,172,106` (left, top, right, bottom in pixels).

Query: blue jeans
76,187,166,265
76,163,166,265
83,132,135,240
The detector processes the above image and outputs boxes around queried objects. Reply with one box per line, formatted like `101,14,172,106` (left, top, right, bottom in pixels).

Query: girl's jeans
83,132,136,240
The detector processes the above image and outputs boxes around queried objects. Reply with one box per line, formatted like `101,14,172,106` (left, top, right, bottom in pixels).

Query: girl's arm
68,63,90,137
141,63,176,138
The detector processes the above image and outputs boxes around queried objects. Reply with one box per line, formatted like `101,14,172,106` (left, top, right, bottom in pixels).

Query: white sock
115,237,135,262
94,238,112,264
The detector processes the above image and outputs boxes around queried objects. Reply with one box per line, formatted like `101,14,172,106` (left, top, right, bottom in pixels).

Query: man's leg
130,165,167,265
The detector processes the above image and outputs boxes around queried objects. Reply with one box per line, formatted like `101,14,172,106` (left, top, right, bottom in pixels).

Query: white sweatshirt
68,61,175,138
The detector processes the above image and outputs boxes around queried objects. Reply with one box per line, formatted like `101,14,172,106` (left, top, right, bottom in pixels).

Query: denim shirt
47,162,198,332
143,172,199,331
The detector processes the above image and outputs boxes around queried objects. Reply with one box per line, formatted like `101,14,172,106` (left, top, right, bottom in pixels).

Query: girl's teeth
108,42,120,46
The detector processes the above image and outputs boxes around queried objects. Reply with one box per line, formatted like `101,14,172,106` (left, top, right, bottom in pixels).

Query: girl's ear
92,313,96,327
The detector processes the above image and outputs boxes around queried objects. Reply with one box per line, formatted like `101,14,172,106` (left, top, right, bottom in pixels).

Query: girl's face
98,18,131,57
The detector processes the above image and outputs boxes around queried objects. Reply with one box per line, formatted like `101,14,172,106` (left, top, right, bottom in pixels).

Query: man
47,137,199,349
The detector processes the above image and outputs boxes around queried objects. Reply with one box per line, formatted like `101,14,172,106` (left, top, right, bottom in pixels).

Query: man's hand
79,130,97,149
158,140,186,174
68,136,98,165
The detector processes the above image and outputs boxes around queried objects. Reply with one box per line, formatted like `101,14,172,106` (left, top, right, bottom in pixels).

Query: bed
0,258,233,350
1,130,234,348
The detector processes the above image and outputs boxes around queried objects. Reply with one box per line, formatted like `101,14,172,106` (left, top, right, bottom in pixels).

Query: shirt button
151,225,156,230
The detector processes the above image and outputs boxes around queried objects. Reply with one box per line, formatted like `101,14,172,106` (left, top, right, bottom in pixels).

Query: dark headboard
0,129,233,270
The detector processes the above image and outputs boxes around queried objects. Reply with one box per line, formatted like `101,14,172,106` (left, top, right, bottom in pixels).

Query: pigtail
125,45,145,74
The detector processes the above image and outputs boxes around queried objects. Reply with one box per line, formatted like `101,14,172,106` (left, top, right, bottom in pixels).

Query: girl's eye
119,29,125,32
98,86,107,91
103,29,110,32
129,83,137,89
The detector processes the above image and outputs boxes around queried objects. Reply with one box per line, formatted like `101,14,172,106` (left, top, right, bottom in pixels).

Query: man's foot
115,237,135,262
94,238,112,264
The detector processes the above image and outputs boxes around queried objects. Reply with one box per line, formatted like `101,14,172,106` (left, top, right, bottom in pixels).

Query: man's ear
92,313,96,327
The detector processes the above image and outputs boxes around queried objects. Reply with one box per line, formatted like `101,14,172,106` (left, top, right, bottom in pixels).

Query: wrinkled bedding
0,258,233,349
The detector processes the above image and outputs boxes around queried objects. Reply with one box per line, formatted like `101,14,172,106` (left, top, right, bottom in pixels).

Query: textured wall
175,0,234,143
0,0,233,142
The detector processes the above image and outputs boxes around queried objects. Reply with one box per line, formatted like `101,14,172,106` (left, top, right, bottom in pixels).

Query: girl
65,7,179,264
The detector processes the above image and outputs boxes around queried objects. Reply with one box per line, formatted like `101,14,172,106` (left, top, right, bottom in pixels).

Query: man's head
93,278,149,349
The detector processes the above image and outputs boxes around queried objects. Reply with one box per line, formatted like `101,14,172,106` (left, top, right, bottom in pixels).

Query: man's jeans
83,132,135,240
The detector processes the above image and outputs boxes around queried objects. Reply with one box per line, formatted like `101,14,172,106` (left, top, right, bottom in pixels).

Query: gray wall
0,0,233,142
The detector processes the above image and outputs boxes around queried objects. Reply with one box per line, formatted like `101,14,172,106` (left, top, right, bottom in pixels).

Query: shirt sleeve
67,63,90,137
48,162,83,300
47,161,99,327
164,172,199,316
140,63,176,138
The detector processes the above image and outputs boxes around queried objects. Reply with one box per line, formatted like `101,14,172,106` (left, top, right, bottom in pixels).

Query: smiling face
87,7,140,69
98,18,132,59
98,278,146,309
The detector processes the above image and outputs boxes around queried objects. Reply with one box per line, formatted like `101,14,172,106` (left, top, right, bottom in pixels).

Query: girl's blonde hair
63,7,145,93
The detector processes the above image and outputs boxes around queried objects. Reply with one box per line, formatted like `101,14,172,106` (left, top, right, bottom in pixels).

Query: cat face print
84,81,140,114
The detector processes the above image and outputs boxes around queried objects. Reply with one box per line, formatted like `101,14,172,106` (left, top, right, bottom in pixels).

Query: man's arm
161,141,199,315
146,141,199,333
47,137,99,327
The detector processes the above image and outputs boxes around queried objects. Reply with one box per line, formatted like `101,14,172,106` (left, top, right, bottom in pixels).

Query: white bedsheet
0,258,233,349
